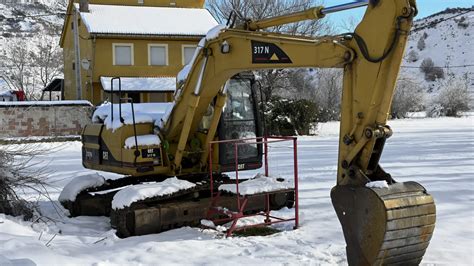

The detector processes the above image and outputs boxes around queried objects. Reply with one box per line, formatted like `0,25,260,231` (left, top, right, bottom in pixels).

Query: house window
148,44,168,66
182,45,197,65
113,43,134,66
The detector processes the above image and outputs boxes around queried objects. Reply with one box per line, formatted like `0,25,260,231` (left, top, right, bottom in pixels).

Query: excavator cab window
218,75,262,171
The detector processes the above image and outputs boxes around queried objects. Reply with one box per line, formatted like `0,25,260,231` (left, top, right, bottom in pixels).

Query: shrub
417,36,426,51
264,96,319,135
420,58,445,81
407,50,419,62
391,77,425,118
428,78,470,117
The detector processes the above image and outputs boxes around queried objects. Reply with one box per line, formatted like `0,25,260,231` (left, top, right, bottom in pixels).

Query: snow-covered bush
428,78,470,117
391,77,425,118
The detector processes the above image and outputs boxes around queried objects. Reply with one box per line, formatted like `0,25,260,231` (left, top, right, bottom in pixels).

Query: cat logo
102,151,109,160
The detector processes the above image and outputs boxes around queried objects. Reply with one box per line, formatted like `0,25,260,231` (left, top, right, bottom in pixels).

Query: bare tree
30,36,63,91
420,58,434,73
420,58,444,82
207,0,333,100
4,39,33,97
391,75,425,118
310,69,343,121
428,77,470,117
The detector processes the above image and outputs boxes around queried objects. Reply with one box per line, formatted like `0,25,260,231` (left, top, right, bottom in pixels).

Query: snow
0,116,473,265
100,77,176,92
111,178,196,209
0,80,8,90
200,219,216,228
0,90,14,97
58,173,106,202
92,102,174,131
365,180,389,189
76,4,218,36
124,134,161,149
205,24,227,41
177,65,192,85
219,173,294,195
0,100,92,106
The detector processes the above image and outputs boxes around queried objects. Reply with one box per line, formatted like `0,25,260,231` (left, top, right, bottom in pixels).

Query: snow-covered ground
0,117,473,265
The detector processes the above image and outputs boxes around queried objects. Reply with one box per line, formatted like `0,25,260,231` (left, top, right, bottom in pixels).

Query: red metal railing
206,136,299,236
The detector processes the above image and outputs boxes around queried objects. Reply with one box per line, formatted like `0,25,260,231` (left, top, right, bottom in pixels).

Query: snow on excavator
60,0,435,264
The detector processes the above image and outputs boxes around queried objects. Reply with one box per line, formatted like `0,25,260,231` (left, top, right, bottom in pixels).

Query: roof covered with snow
76,4,219,36
100,77,176,92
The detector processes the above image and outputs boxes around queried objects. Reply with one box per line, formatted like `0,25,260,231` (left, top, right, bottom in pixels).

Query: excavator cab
218,73,263,172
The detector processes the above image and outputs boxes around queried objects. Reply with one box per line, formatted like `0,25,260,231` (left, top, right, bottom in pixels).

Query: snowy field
0,117,473,265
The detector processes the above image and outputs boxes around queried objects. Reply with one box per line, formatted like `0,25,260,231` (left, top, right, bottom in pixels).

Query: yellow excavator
60,0,436,264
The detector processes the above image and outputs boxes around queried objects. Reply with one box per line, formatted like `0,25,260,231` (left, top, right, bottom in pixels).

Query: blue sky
324,0,473,30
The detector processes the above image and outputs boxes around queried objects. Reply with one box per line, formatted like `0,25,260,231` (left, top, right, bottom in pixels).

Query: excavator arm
162,0,435,264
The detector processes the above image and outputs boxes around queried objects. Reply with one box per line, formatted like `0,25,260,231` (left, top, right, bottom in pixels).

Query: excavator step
331,181,436,266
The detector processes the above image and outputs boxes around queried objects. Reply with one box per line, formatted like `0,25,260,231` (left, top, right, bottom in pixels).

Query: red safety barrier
206,136,299,237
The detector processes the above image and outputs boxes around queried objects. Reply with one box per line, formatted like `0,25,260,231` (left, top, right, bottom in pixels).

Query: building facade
60,0,217,105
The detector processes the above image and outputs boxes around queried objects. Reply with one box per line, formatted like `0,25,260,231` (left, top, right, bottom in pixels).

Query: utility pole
73,8,82,100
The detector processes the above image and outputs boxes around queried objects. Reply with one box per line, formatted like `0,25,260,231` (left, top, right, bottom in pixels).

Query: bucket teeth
331,181,436,266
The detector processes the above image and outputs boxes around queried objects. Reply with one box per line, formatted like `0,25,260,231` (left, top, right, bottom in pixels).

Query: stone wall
0,102,94,138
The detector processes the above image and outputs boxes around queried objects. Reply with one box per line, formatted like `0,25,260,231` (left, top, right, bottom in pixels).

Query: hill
402,7,474,102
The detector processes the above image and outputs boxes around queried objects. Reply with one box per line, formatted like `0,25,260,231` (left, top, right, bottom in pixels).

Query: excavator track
60,175,294,237
331,181,436,265
111,191,292,238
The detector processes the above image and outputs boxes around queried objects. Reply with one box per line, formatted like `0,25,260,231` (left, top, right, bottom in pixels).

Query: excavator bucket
331,181,436,265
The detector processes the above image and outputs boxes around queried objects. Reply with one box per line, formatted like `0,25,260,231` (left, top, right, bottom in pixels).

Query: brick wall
0,103,94,138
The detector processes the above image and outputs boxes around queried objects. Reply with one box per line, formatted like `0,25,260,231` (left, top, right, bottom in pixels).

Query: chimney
79,0,89,13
